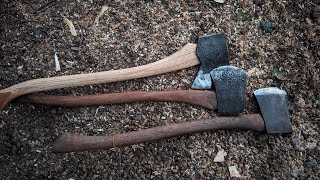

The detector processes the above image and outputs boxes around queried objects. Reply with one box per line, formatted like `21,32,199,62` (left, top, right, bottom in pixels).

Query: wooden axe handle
0,43,198,110
17,90,217,110
52,114,265,153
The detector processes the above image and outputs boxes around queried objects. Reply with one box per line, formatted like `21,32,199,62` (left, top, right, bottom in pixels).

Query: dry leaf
63,17,77,36
94,6,109,24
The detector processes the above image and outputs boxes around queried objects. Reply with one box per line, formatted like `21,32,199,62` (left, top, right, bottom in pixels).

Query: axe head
254,87,292,134
210,66,247,115
192,34,229,90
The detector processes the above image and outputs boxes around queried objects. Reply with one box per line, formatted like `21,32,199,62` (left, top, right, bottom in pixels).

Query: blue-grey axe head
210,66,247,115
192,34,229,89
254,87,292,134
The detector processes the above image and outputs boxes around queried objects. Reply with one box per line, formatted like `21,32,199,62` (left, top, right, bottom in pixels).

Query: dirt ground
0,0,319,179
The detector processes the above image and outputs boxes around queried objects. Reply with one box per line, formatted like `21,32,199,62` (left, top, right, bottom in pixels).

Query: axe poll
0,34,228,110
52,87,292,153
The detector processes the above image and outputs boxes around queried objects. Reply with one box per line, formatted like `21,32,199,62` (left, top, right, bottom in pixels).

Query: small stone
213,149,226,162
228,166,241,178
306,159,318,168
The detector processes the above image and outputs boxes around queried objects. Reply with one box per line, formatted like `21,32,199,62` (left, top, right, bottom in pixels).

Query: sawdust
0,0,319,179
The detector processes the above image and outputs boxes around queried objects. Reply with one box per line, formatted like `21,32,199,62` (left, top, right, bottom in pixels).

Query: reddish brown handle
52,114,265,153
17,90,217,110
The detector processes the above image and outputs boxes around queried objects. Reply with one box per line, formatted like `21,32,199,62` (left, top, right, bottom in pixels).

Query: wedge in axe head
0,34,228,110
210,65,247,115
52,87,292,153
192,34,229,89
254,87,292,134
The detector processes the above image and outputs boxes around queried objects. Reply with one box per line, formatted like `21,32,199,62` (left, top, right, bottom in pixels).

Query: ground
0,0,319,179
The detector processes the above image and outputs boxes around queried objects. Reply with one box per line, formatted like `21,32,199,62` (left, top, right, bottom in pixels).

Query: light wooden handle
16,90,217,110
0,43,198,109
52,114,265,153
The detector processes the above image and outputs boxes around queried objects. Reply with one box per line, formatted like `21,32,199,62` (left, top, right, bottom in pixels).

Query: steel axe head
192,34,229,90
210,66,247,115
254,87,292,134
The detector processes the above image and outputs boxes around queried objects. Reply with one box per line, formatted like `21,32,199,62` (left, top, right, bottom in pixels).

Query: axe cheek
210,66,247,115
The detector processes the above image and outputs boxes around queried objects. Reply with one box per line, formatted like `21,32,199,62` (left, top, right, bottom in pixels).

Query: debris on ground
54,51,61,72
94,5,109,24
213,149,226,162
228,166,241,178
260,21,273,33
0,1,319,179
63,17,77,36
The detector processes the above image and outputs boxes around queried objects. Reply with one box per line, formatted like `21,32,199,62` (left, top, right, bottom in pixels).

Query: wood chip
228,166,241,178
214,0,225,3
0,120,5,128
94,5,109,24
17,65,24,75
213,149,226,162
54,52,61,72
296,97,305,108
63,17,77,36
247,67,265,76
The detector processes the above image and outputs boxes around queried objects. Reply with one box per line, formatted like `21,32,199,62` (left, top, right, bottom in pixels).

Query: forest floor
0,0,319,179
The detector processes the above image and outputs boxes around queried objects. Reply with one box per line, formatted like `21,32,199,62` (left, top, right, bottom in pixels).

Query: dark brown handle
16,90,217,110
52,114,265,153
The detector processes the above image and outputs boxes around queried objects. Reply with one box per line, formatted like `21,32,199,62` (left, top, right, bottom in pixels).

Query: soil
0,0,319,179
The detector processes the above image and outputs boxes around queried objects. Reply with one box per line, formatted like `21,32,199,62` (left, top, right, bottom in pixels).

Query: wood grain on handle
52,114,265,153
0,43,198,109
17,90,217,110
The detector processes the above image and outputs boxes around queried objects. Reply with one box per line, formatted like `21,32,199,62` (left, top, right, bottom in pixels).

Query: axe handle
52,114,265,153
16,90,217,110
0,43,198,110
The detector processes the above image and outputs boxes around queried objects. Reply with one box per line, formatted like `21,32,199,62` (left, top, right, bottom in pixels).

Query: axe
16,66,247,115
52,87,292,153
0,34,228,110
